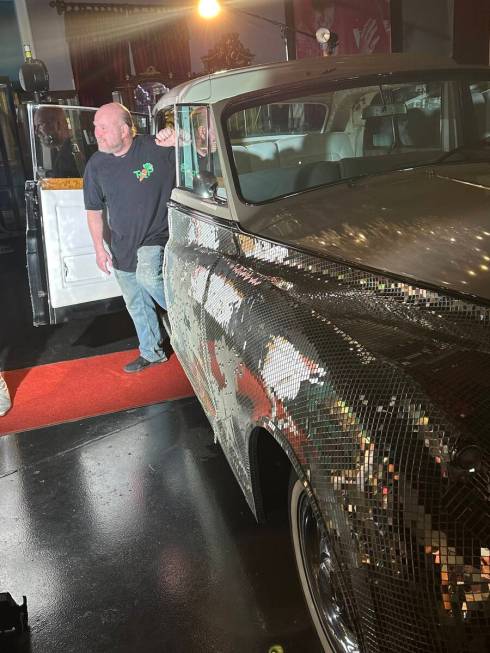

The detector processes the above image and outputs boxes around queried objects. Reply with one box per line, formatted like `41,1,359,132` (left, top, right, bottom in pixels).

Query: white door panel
62,254,108,284
25,103,150,324
40,187,121,309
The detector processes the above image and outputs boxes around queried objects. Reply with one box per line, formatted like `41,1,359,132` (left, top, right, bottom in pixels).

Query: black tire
288,474,359,653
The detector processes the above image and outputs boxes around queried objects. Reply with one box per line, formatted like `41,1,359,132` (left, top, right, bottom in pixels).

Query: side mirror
192,170,226,204
192,170,217,198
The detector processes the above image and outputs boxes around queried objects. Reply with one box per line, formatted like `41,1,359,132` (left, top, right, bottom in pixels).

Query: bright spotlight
198,0,221,19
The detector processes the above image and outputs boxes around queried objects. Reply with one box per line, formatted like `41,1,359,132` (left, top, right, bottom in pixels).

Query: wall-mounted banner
294,0,391,58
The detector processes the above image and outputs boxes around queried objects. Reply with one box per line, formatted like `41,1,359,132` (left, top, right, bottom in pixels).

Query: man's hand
87,210,111,274
95,248,112,275
155,127,176,147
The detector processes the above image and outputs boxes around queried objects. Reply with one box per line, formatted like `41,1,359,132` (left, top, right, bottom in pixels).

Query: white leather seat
278,134,333,167
323,132,355,161
232,145,252,174
244,141,280,171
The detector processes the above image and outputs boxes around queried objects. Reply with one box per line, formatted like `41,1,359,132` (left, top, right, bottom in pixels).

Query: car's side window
176,105,225,200
31,105,98,179
30,105,149,181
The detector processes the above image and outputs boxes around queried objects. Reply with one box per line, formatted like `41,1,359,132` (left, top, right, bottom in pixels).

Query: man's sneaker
0,374,12,416
123,355,166,374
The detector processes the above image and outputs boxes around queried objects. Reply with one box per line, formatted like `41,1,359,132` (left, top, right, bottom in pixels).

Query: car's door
25,103,149,325
163,103,233,412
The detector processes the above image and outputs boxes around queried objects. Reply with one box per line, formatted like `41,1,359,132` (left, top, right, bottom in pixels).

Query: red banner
294,0,391,59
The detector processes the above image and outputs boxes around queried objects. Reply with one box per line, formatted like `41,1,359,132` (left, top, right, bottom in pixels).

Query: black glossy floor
0,237,321,653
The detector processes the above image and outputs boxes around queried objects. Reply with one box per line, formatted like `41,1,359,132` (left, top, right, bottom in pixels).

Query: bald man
83,103,175,373
33,105,80,178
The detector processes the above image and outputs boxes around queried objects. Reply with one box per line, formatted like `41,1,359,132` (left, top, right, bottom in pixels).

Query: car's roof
154,53,488,111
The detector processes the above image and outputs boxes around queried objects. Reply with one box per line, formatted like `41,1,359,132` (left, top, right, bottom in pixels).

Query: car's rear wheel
289,475,359,653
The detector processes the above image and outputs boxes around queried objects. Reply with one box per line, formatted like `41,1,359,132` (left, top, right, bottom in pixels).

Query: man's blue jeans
114,245,166,363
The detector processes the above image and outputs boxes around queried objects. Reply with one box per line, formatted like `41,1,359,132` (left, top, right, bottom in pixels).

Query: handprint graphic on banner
294,0,391,58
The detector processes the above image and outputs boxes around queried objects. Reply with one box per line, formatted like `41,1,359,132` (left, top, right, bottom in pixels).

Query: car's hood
250,162,490,302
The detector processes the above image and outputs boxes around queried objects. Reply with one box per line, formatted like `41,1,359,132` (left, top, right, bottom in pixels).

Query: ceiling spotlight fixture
198,0,221,19
315,27,331,44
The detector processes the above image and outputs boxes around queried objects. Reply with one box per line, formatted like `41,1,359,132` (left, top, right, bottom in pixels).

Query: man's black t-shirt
83,135,175,272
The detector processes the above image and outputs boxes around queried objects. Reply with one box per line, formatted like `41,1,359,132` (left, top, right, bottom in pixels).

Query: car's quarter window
225,79,453,203
176,105,225,200
470,82,490,139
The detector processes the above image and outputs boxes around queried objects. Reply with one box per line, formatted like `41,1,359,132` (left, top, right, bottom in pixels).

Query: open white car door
25,104,148,325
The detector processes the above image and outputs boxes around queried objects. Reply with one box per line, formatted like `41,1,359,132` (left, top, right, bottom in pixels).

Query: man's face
34,109,66,147
193,110,217,155
93,108,126,154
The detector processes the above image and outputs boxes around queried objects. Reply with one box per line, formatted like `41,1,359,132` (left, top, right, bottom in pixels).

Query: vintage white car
27,53,490,652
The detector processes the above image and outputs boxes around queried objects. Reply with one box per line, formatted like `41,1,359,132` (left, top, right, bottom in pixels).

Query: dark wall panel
453,0,490,64
0,1,23,82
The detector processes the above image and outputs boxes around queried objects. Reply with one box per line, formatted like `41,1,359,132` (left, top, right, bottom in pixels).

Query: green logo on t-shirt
133,162,154,181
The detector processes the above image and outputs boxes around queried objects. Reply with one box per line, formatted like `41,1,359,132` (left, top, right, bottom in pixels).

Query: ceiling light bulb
198,0,221,19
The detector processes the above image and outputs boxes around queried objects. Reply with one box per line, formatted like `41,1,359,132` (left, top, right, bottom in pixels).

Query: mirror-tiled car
153,54,490,652
25,53,490,653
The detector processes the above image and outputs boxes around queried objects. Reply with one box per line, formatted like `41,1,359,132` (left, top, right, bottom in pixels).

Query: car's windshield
226,77,490,203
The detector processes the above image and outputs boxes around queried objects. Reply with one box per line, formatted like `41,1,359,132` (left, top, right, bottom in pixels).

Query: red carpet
0,350,195,436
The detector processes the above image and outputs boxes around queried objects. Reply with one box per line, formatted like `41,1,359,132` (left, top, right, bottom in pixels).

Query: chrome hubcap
297,491,359,653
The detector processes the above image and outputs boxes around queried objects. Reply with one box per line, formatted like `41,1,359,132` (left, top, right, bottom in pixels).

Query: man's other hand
96,248,113,275
155,127,176,147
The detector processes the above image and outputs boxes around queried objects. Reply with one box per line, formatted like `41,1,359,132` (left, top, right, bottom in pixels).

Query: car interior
228,80,490,203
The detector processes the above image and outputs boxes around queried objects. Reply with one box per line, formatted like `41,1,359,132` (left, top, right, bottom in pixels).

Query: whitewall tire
289,476,359,653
